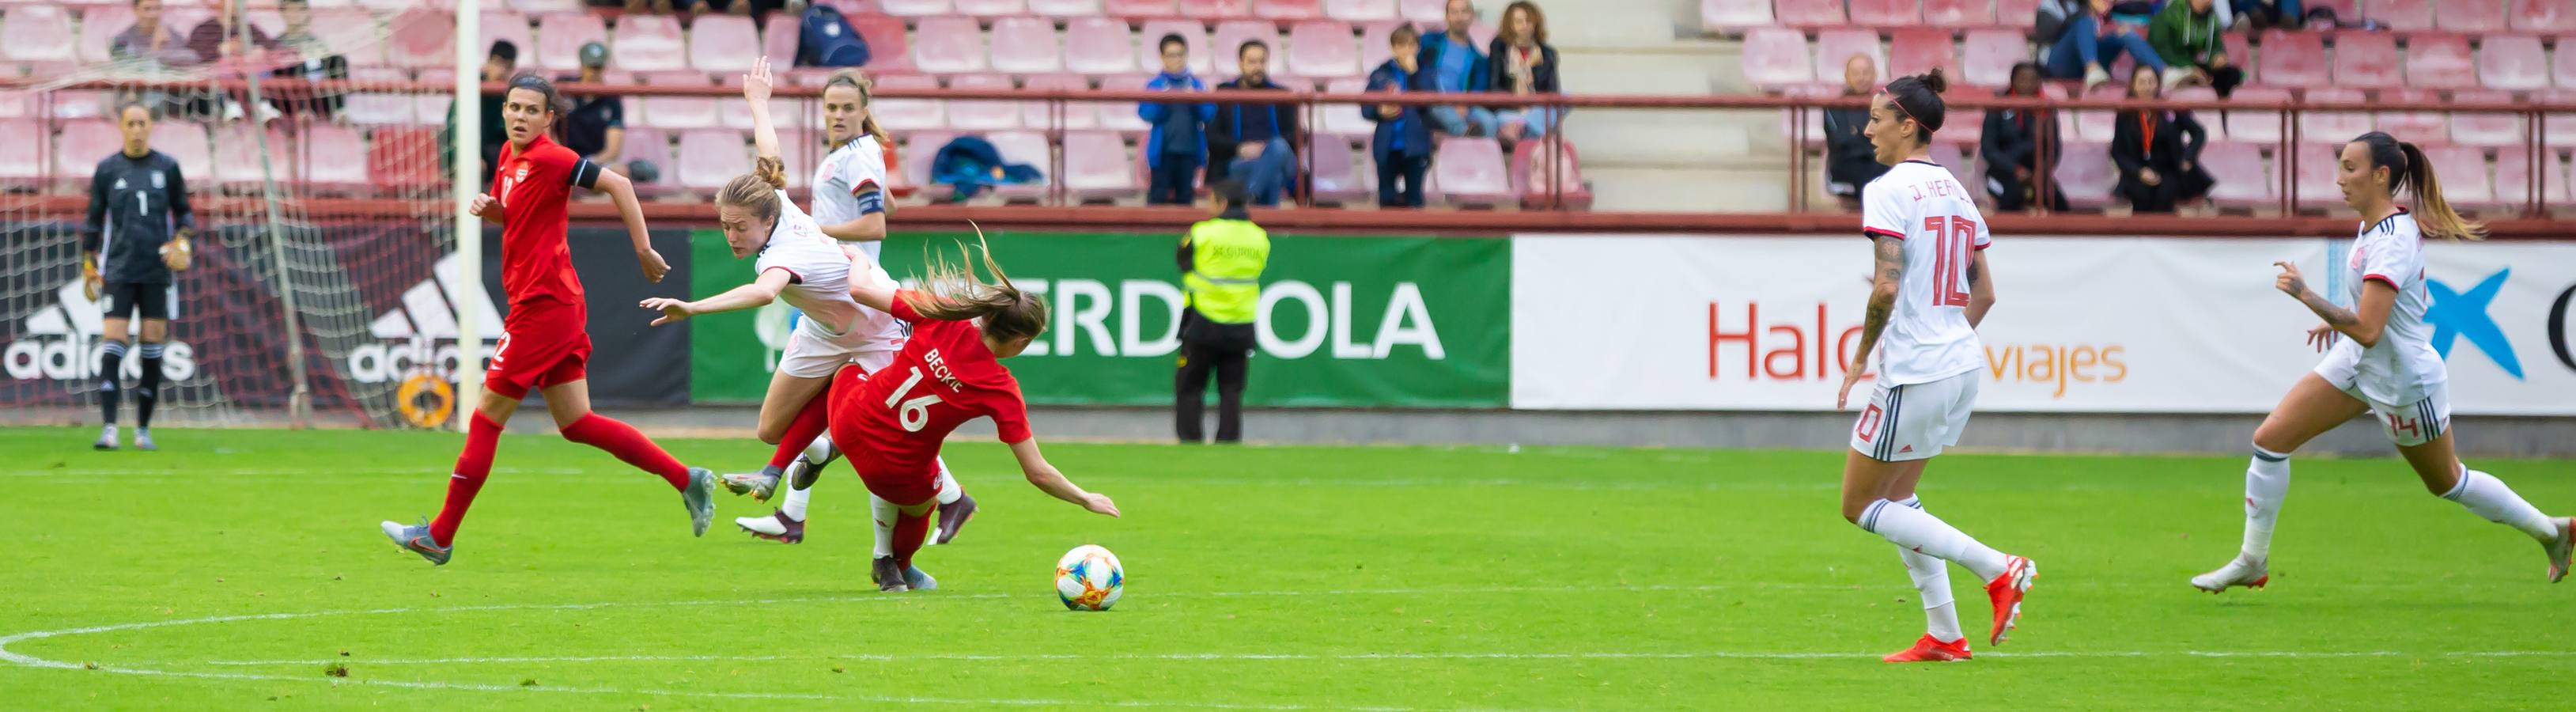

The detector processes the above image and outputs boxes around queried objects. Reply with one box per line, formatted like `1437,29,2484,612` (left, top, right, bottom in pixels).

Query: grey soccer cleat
904,565,938,591
2547,517,2573,584
935,494,977,545
133,428,157,452
872,556,910,593
720,468,781,501
683,468,717,536
380,518,452,566
789,453,825,491
92,424,118,451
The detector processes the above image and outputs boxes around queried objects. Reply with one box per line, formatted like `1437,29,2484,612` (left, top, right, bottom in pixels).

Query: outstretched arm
588,168,668,282
848,251,898,312
1838,235,1906,409
639,268,792,326
1008,437,1120,517
743,56,781,167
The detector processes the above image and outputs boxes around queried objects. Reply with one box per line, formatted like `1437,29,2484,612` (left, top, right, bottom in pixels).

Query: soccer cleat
92,425,118,451
935,494,978,545
1984,556,2035,646
133,429,156,452
736,510,804,544
1882,634,1972,663
904,565,938,591
720,470,781,501
683,468,717,536
872,556,910,593
380,518,452,566
2191,556,2270,593
789,454,823,492
2546,517,2574,584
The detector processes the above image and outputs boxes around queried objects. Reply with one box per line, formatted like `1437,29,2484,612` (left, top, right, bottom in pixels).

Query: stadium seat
2056,141,2116,208
482,11,536,67
953,0,1029,17
0,91,30,120
2256,30,2326,86
2375,89,2448,141
0,119,45,187
1849,0,1920,25
77,6,132,65
2290,142,2341,208
213,126,294,191
1813,29,1887,87
2329,31,2399,89
2075,84,2122,143
990,16,1066,74
2200,142,2272,208
2516,0,2576,32
688,15,760,74
1021,74,1099,129
2,6,77,62
1330,0,1398,22
1106,0,1180,18
1031,0,1103,15
1994,0,2041,28
380,9,456,70
762,14,801,68
367,127,441,195
1399,0,1443,23
2167,85,2222,142
2545,89,2576,153
1780,84,1833,148
2371,0,2433,31
1139,20,1215,75
2404,34,2476,88
1308,138,1371,205
1432,137,1509,206
881,0,955,16
912,16,989,74
1739,27,1812,89
615,128,677,197
509,0,586,13
2439,0,2508,32
611,13,687,72
2477,34,2549,91
1923,0,1990,26
847,13,915,72
55,121,116,189
1359,20,1401,69
1065,17,1138,75
1214,21,1284,77
1318,77,1375,140
675,129,750,194
718,72,808,131
1099,73,1157,133
1289,21,1360,79
2449,90,2521,147
1887,28,1956,80
1774,0,1844,25
2491,148,2539,211
419,69,462,127
1257,0,1324,21
343,68,422,126
1698,0,1771,32
149,123,212,184
899,130,958,199
947,73,1022,131
1961,29,2026,89
1512,138,1591,210
638,72,722,130
536,13,609,72
2301,88,2371,141
2426,145,2495,204
1062,131,1137,201
1182,0,1253,20
984,131,1051,201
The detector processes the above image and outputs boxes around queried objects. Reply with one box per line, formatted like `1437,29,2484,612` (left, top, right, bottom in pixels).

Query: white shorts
1849,370,1979,462
2312,348,2451,447
777,328,897,380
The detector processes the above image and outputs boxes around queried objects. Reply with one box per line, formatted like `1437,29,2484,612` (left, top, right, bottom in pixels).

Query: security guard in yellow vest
1175,179,1269,443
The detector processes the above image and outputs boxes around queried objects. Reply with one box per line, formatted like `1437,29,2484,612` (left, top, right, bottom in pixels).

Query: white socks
2443,466,2557,543
780,479,813,521
1893,496,1963,643
934,458,962,506
803,434,838,467
779,434,838,523
2241,445,2292,562
870,494,898,558
1860,498,2011,582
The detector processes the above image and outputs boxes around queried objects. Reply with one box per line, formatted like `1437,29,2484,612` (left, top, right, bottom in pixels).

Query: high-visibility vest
1182,218,1269,324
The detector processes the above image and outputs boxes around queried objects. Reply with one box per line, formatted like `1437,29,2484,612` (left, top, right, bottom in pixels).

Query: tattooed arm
1965,249,1995,329
1838,235,1907,409
2274,260,2389,348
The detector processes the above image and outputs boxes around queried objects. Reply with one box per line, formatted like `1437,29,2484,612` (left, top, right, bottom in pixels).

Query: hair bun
1920,67,1948,94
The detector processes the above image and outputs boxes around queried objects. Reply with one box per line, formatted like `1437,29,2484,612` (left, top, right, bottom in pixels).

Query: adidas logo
2,281,197,382
1899,445,1915,454
346,253,504,384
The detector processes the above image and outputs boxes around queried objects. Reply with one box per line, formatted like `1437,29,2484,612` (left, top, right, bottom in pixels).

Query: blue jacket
1417,31,1491,94
1365,60,1434,159
1139,72,1216,169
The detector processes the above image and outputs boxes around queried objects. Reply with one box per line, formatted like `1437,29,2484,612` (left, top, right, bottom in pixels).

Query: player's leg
1844,376,2030,648
724,367,834,501
1879,470,1967,661
2390,388,2572,581
93,287,134,449
1212,335,1249,443
858,464,941,593
132,306,171,451
1175,335,1213,442
2195,373,2367,592
384,386,522,565
932,456,974,544
543,377,718,536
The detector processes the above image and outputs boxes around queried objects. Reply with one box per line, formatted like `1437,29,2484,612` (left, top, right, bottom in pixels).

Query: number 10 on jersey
1922,216,1976,308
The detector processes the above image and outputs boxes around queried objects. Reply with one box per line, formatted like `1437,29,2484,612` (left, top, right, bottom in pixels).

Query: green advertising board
688,229,1509,408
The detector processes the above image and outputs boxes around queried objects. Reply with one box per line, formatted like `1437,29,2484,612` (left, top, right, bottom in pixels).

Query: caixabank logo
2425,266,2576,381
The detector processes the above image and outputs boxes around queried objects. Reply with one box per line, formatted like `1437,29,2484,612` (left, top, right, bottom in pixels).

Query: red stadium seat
1512,138,1591,210
1399,0,1443,24
2330,31,2399,89
848,13,916,72
2449,90,2521,147
953,0,1028,17
1288,21,1360,79
1182,0,1252,20
615,128,676,196
77,6,132,65
1887,28,1956,80
536,13,608,72
1066,17,1138,75
912,16,989,74
509,0,587,13
1741,27,1813,89
985,130,1051,201
1258,0,1323,21
2404,34,2475,88
4,6,77,62
947,73,1022,131
1139,20,1214,75
675,129,750,194
149,122,211,184
1961,29,2026,89
2375,89,2448,141
2516,0,2576,32
380,9,456,70
762,14,802,68
1214,21,1284,77
1330,0,1398,22
367,127,442,195
2491,148,2536,210
2300,88,2372,142
417,70,461,127
213,125,294,191
1432,137,1509,206
990,16,1065,74
1307,138,1371,205
482,10,536,67
1098,73,1157,133
2056,142,2116,208
1021,74,1099,129
1106,0,1179,18
2439,0,2507,32
2426,146,2495,204
0,91,30,120
881,0,955,16
611,13,687,72
719,72,808,131
898,131,955,200
55,121,117,190
0,118,46,187
1699,0,1772,32
2372,0,2433,31
689,15,760,74
1318,76,1373,139
2200,142,2273,208
1849,0,1921,26
2290,142,2341,207
2478,34,2549,91
638,72,721,130
1062,131,1137,201
2255,30,2325,86
1359,20,1401,69
1994,0,2040,28
1813,29,1887,87
2075,84,2122,143
2545,89,2576,153
1923,0,1990,27
1774,0,1844,25
343,87,421,127
872,74,949,131
2168,85,2222,142
1780,84,1833,148
1032,0,1103,16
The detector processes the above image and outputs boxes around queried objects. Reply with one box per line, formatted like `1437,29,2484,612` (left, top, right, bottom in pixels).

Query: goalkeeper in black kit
81,100,195,452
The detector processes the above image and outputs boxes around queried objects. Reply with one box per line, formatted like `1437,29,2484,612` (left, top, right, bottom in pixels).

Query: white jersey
2330,209,2445,405
754,191,902,353
810,135,891,260
1860,160,1992,386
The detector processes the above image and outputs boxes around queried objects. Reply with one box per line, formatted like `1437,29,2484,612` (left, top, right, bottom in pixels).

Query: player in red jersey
380,74,717,566
831,237,1120,591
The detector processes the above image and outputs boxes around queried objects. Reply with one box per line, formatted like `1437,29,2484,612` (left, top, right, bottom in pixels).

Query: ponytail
1883,67,1949,144
715,162,785,226
902,227,1050,344
2355,131,2486,241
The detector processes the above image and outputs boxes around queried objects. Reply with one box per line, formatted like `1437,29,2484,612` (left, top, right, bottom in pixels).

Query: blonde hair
716,157,789,225
901,227,1050,345
823,68,891,149
2355,131,2486,241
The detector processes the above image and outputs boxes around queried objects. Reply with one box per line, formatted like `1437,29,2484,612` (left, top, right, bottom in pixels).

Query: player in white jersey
2192,131,2571,593
1833,69,2033,664
804,67,895,252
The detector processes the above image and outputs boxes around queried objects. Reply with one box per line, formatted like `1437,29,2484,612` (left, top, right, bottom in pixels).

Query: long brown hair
901,226,1050,347
2352,131,2486,240
823,68,891,149
1497,1,1547,46
716,157,789,226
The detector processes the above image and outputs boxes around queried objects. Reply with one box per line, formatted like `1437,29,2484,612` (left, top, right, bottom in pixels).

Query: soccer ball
1054,544,1123,611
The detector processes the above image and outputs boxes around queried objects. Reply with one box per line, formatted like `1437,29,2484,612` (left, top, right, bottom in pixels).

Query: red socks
768,394,830,469
560,412,690,490
891,509,932,569
429,412,504,546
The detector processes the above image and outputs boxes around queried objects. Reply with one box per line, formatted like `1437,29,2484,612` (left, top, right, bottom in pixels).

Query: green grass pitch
0,426,2568,710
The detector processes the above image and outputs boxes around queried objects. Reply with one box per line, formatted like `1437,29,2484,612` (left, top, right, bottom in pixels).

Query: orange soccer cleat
1882,634,1973,663
1985,555,2035,646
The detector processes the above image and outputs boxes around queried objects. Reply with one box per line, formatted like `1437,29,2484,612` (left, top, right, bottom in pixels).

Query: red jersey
490,134,603,309
835,291,1035,477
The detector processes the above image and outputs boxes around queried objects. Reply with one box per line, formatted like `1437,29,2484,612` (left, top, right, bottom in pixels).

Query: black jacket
1207,77,1302,180
2109,108,2207,177
83,150,195,286
1364,60,1436,159
1822,100,1886,196
1980,97,2062,178
1485,40,1559,97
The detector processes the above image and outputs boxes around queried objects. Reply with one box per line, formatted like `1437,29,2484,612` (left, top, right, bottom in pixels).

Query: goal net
0,6,471,430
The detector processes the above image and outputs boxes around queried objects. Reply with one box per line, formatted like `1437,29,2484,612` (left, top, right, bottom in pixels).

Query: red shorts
484,301,591,400
824,364,944,506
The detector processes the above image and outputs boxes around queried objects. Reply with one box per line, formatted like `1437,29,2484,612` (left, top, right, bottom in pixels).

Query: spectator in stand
2110,63,2212,214
2150,0,2242,97
1821,55,1886,211
1209,40,1302,206
1367,25,1434,208
1486,1,1560,145
2038,0,2166,92
1420,0,1497,138
1981,62,2067,213
1142,34,1217,206
269,0,350,119
560,43,629,176
187,0,282,63
112,0,199,67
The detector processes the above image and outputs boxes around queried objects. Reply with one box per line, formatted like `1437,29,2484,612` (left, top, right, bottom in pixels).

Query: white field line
187,649,2576,667
0,467,586,477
